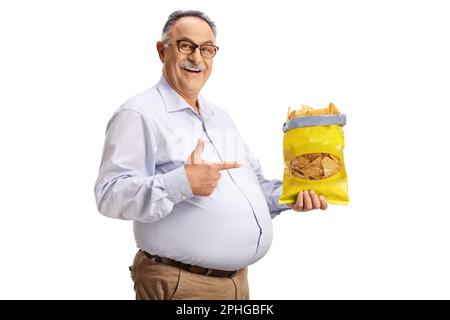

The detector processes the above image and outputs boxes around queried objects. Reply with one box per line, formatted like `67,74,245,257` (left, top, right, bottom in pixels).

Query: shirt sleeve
94,109,193,223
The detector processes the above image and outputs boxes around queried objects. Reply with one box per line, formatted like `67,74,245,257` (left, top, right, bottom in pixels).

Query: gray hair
162,10,217,40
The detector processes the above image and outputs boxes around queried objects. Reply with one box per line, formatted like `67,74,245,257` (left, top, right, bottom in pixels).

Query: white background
1,0,449,299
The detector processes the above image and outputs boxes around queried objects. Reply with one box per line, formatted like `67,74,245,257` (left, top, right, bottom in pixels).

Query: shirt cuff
270,204,290,218
269,184,290,218
161,165,193,204
278,203,290,209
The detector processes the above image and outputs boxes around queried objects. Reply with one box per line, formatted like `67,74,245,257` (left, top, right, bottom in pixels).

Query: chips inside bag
279,103,349,205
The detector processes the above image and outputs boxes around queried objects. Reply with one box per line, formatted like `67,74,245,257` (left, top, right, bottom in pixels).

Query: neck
178,92,199,113
184,96,199,111
164,77,200,113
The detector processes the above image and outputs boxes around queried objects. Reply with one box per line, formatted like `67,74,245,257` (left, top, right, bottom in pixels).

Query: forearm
95,166,193,223
258,178,290,218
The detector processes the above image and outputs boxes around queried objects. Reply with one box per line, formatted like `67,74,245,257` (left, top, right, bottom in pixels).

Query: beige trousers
130,250,250,300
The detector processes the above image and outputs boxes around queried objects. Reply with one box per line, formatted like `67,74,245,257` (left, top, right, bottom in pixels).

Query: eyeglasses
167,39,219,58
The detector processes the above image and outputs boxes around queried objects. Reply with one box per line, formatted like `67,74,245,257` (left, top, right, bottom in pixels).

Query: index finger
212,161,241,171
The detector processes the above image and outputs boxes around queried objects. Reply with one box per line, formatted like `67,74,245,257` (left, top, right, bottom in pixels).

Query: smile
182,67,202,73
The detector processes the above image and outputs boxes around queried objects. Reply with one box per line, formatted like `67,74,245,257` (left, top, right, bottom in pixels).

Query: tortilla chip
287,102,341,119
305,153,321,162
329,154,341,163
301,166,323,180
292,171,303,178
289,153,341,180
322,156,342,177
309,156,322,168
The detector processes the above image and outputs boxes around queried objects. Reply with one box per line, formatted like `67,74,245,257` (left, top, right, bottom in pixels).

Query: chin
185,79,204,89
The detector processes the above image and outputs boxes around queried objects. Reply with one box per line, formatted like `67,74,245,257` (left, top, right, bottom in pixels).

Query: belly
134,165,273,271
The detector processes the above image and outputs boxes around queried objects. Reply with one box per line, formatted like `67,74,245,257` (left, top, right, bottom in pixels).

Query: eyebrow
178,37,215,45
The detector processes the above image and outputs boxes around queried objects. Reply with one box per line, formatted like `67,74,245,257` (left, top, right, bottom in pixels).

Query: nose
188,47,202,63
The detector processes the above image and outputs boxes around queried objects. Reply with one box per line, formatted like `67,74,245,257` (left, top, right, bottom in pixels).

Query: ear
156,41,165,62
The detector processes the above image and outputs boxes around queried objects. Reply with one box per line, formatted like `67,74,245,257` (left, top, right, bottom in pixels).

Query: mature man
94,10,327,300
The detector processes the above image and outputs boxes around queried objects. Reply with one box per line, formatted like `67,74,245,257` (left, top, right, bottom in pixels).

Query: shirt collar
156,76,213,119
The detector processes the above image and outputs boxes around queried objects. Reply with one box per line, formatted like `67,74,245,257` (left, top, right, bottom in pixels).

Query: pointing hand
184,138,241,196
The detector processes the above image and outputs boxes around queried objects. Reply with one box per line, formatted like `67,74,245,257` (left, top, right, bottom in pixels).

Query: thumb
186,138,204,164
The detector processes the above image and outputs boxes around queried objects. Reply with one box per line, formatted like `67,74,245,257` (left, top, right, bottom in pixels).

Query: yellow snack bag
279,103,349,205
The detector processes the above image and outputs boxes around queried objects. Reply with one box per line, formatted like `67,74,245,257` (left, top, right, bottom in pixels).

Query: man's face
157,17,216,99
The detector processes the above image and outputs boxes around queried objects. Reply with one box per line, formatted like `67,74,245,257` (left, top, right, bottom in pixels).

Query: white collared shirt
94,76,288,270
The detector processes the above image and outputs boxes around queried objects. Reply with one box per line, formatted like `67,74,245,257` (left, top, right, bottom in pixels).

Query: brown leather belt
140,250,238,278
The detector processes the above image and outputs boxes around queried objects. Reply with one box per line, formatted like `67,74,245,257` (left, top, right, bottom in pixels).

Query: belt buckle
205,269,214,276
